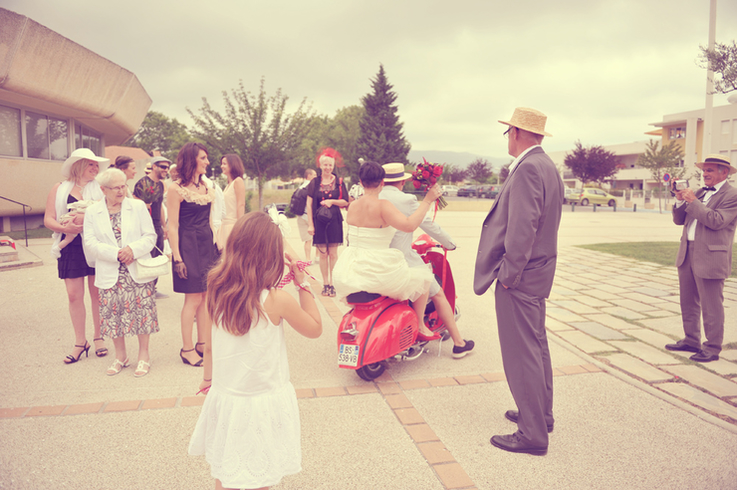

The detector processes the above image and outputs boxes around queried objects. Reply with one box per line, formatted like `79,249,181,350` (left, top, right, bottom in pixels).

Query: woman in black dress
44,148,109,363
167,142,217,366
305,148,348,297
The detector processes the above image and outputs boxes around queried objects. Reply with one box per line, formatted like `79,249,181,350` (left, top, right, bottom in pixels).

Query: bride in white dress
333,161,442,340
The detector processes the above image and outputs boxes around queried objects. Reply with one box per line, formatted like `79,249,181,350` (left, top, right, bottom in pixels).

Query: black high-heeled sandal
64,342,90,364
180,348,203,367
93,337,108,357
195,342,205,358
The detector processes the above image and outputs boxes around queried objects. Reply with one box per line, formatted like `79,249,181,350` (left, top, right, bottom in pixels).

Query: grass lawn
577,242,737,278
3,227,53,240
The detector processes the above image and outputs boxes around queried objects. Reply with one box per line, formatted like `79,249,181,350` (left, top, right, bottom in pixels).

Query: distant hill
408,150,509,170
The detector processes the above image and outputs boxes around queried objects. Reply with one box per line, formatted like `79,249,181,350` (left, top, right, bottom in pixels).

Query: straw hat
499,107,552,137
383,163,412,182
61,148,109,179
695,154,736,175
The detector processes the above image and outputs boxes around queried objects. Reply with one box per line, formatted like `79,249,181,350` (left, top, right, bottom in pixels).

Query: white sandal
134,360,151,378
106,357,129,376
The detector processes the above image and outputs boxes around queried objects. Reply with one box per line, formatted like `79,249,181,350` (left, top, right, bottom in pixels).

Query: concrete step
0,236,43,271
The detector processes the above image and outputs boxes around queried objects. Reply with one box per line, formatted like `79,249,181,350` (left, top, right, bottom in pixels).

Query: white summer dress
333,225,433,301
188,290,301,488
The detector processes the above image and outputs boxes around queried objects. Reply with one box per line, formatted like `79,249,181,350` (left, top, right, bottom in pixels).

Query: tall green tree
699,40,737,94
636,139,685,213
188,78,314,209
443,164,467,185
123,111,191,161
356,65,411,165
466,158,494,183
564,141,619,186
499,162,512,183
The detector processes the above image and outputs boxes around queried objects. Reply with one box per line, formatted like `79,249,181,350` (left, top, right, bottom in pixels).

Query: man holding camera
667,155,737,362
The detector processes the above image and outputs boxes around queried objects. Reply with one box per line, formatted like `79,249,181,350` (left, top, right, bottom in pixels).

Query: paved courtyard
1,209,736,489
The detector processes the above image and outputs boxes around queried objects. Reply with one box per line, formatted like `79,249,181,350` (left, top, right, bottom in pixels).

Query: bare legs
109,334,150,364
181,292,210,364
303,240,312,262
431,289,466,347
412,290,436,337
318,244,338,294
63,275,103,360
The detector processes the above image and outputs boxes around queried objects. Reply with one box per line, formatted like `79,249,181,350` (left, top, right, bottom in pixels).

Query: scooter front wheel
356,362,386,381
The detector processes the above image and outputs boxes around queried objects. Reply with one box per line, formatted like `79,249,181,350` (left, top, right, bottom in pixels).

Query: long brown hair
176,142,208,187
206,212,285,335
221,153,245,180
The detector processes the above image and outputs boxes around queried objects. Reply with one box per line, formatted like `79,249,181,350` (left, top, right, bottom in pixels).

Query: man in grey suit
666,154,737,362
379,163,475,358
474,107,563,455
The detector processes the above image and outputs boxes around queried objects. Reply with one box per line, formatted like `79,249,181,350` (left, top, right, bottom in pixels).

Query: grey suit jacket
673,182,737,279
473,147,564,298
379,185,456,268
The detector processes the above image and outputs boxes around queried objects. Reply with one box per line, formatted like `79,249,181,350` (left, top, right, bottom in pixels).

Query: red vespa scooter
337,234,459,381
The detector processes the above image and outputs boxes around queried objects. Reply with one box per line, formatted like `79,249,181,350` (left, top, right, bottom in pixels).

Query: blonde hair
206,212,285,335
67,159,93,183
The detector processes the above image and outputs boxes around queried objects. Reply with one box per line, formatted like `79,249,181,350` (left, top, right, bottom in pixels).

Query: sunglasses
156,164,170,170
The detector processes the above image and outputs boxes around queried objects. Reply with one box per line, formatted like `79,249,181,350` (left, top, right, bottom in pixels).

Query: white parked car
442,185,459,196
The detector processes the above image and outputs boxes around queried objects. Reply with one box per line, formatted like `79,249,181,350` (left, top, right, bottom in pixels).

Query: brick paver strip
104,400,141,413
345,384,378,395
581,363,603,373
294,388,315,398
569,321,629,340
454,375,486,385
405,423,440,443
481,372,507,382
661,365,737,397
556,330,613,354
0,407,28,418
608,340,680,365
399,379,431,390
377,382,402,395
394,407,425,425
180,396,206,407
558,365,589,375
418,441,456,464
315,386,346,397
552,368,566,376
603,353,674,382
384,393,413,409
659,382,737,420
26,405,66,417
64,402,104,415
428,377,459,387
142,397,177,410
434,462,475,489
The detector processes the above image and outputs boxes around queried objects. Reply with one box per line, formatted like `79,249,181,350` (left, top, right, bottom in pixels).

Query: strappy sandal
64,342,90,364
106,357,130,376
180,348,203,367
93,337,108,357
195,342,205,358
329,285,337,297
134,360,151,378
321,285,330,296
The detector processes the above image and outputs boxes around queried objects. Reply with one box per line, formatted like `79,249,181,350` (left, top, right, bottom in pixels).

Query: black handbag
315,204,334,226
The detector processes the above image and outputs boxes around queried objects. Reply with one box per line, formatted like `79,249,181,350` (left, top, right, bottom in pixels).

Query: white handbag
131,246,170,281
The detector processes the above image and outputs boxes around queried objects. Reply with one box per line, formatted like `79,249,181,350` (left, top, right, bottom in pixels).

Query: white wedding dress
333,225,433,301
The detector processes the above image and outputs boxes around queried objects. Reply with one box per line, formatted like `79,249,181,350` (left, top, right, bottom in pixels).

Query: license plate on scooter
338,344,359,367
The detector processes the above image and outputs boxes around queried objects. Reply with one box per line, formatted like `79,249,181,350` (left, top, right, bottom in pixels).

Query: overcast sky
5,0,737,159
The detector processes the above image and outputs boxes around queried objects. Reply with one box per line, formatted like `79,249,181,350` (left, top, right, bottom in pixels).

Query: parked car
479,185,500,199
264,203,289,213
563,188,582,204
457,184,480,197
569,188,617,206
442,185,459,196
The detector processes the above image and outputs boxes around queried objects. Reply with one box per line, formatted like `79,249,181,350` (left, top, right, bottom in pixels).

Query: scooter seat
346,291,383,304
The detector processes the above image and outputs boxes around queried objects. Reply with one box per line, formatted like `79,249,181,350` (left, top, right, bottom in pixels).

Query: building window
669,127,685,139
722,120,730,135
25,112,69,160
75,123,101,155
0,105,22,157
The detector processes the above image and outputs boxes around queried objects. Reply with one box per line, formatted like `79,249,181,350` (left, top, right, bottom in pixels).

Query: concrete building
550,103,737,192
0,8,151,231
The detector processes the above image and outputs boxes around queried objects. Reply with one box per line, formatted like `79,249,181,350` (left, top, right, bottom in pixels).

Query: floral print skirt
99,262,159,338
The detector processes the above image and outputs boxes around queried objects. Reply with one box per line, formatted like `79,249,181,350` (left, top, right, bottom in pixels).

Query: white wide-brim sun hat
61,148,109,179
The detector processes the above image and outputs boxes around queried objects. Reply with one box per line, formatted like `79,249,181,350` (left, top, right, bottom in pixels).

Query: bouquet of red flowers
412,158,447,209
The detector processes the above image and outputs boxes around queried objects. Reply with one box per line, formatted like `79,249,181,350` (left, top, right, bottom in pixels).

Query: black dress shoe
505,410,554,433
490,433,547,456
664,340,699,353
689,350,719,362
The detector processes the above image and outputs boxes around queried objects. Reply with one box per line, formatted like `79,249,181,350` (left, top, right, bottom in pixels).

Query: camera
673,180,689,191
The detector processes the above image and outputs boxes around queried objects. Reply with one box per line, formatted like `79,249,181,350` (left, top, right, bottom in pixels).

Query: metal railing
0,196,31,247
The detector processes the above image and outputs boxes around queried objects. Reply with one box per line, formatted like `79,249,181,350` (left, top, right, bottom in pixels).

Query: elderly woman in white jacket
84,168,160,377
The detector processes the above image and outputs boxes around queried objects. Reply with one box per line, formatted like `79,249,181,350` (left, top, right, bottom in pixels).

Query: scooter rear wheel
356,362,386,381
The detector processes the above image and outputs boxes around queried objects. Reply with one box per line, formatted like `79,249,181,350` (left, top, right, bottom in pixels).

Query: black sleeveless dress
57,195,95,279
173,200,217,294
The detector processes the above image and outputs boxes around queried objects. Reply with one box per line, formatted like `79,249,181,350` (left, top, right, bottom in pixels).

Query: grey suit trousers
494,282,554,447
678,242,725,355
